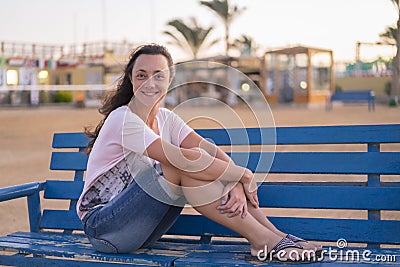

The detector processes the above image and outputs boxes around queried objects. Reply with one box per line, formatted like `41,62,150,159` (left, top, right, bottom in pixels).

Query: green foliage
200,0,246,55
379,26,397,45
39,91,51,103
54,91,73,103
233,34,257,55
163,17,218,59
200,0,246,25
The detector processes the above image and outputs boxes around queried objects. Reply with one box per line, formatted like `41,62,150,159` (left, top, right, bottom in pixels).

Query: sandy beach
0,103,399,236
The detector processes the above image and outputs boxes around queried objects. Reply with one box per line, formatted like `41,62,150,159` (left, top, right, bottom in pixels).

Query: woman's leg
161,145,321,252
161,164,310,259
245,201,321,250
141,205,183,248
83,166,183,253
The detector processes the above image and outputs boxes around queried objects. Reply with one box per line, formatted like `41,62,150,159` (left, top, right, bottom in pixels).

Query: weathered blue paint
0,124,399,266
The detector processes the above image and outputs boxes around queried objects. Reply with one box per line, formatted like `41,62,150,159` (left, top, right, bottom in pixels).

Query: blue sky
0,0,397,61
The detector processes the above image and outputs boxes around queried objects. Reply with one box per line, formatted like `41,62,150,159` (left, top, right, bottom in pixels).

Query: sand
0,103,399,236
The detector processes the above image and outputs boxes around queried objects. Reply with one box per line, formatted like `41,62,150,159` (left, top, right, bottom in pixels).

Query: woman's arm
181,131,257,193
145,137,253,184
180,131,259,206
180,131,257,192
180,131,232,163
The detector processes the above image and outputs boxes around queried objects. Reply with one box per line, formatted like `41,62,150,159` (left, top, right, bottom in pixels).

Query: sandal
287,234,323,258
286,234,307,243
250,237,318,263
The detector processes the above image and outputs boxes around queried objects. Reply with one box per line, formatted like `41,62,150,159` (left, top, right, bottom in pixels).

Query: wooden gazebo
261,45,334,105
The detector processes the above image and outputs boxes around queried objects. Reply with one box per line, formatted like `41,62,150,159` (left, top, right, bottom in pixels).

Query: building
0,41,136,106
1,41,336,107
262,45,334,105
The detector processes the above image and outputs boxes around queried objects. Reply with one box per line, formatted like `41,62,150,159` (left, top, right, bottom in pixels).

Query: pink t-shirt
76,105,193,219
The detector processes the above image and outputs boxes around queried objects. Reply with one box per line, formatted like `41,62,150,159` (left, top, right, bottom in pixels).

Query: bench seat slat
174,248,400,266
0,234,183,266
10,231,89,243
0,234,189,253
0,254,157,267
0,235,89,249
39,210,400,244
2,232,399,266
0,233,195,254
7,231,216,252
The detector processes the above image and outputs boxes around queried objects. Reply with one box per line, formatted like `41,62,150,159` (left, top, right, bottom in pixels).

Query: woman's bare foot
250,237,318,262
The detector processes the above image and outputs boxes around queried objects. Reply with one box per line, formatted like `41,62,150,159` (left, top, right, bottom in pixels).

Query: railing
0,41,137,60
0,84,110,107
0,84,109,91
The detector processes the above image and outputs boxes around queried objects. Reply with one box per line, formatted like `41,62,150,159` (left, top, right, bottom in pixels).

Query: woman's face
131,54,171,107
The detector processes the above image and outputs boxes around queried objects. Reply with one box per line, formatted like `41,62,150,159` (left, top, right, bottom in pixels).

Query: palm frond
379,26,397,45
200,0,246,55
162,30,186,50
164,17,217,59
200,0,229,19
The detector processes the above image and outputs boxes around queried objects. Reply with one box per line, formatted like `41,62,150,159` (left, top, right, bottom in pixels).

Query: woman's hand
217,183,248,219
242,175,259,208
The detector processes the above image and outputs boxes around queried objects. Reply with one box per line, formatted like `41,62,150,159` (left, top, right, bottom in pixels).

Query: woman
77,44,320,262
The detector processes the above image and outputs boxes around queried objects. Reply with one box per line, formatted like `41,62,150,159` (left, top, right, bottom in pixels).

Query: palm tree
200,0,246,56
163,17,218,59
379,26,397,45
384,0,400,106
233,34,258,56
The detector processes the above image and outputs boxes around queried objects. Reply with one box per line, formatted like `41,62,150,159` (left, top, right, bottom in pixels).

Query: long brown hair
85,44,174,153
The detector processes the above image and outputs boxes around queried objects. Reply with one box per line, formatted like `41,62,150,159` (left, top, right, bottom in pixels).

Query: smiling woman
130,54,171,111
77,43,321,262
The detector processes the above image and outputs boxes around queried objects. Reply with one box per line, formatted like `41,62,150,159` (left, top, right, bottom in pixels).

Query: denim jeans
81,166,184,253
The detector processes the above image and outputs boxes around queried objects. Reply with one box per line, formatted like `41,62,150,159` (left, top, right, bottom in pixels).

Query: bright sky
0,0,397,62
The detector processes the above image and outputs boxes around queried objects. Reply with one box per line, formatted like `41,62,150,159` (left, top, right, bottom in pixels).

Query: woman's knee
88,236,119,253
88,235,144,254
160,163,182,185
181,178,225,207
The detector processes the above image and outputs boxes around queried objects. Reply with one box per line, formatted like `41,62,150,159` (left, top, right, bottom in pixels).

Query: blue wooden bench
326,90,375,111
1,124,399,266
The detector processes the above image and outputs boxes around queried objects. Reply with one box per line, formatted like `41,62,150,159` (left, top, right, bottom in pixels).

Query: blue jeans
81,166,184,253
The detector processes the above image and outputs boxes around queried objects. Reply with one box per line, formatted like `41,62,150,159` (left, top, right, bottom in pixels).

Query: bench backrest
40,124,400,246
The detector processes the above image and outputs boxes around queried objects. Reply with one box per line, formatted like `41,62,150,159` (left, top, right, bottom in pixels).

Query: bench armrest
0,182,45,202
0,182,45,232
